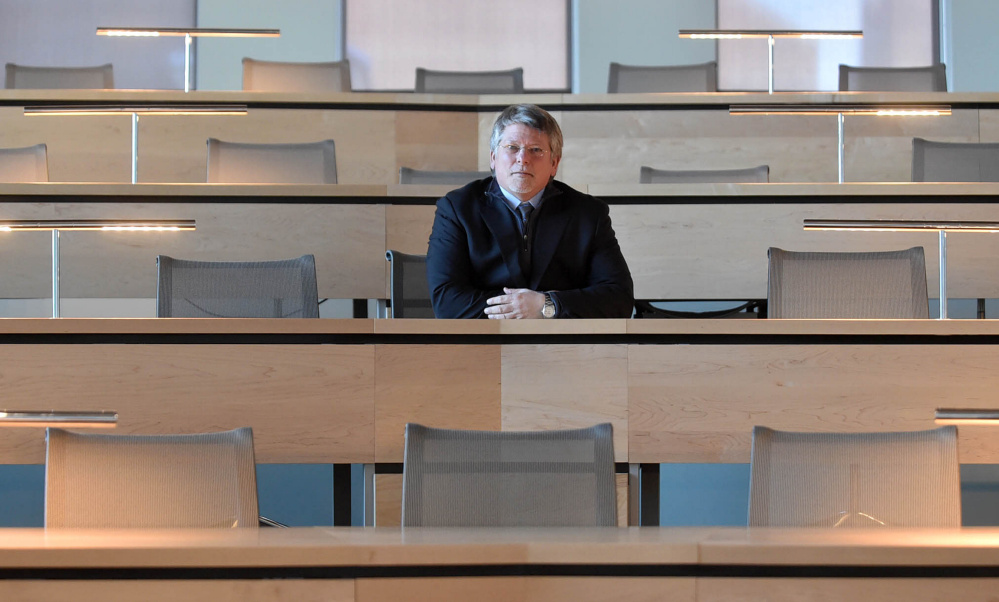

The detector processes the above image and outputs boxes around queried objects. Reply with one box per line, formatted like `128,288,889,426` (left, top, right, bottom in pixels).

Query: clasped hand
484,288,545,319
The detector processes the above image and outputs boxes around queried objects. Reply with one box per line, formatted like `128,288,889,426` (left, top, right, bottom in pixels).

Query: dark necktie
516,202,534,277
516,202,534,233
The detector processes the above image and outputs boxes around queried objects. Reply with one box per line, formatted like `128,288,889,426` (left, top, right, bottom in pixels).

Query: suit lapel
481,182,527,287
529,185,570,290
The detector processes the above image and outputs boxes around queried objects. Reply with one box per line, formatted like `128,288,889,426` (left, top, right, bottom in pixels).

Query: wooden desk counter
1,90,995,186
0,317,998,467
4,182,999,300
1,526,999,602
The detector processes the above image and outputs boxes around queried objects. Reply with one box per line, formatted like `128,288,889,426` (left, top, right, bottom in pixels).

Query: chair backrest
385,250,434,318
398,167,491,185
0,143,49,182
156,254,320,318
5,63,114,89
45,427,259,528
415,67,524,94
640,164,769,184
206,138,337,184
242,58,351,92
767,247,929,319
608,61,718,93
912,137,999,182
402,422,617,527
838,64,947,92
748,426,960,528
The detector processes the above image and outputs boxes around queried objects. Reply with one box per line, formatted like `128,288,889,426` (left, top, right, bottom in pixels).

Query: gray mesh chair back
45,427,259,528
838,64,947,91
398,167,491,185
385,250,434,318
242,58,351,92
415,67,524,94
640,164,769,184
748,426,960,528
206,138,337,184
767,247,929,319
0,144,49,182
912,138,999,182
608,61,717,93
156,254,319,318
402,423,617,527
5,63,114,89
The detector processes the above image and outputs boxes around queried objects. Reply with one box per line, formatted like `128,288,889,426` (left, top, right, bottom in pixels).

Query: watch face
543,300,555,318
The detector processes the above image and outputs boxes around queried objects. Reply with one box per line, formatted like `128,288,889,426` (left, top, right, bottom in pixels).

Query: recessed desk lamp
936,409,999,425
0,219,196,318
803,219,999,319
24,105,247,184
0,410,117,428
97,27,280,93
730,104,951,183
678,29,862,94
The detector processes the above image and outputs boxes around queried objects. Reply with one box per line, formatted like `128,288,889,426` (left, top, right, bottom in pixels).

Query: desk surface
1,527,999,572
4,181,999,202
2,317,999,338
0,89,985,109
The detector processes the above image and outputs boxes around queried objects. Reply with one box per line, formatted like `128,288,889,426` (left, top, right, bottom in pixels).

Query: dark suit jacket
426,177,634,319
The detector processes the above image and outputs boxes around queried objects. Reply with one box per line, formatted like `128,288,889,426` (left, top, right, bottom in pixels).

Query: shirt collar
497,183,546,212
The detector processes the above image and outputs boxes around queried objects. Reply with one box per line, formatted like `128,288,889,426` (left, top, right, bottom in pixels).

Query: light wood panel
0,580,351,602
501,344,629,462
373,344,501,461
0,344,375,464
0,202,386,299
357,576,694,602
610,202,999,299
628,344,999,463
696,578,999,601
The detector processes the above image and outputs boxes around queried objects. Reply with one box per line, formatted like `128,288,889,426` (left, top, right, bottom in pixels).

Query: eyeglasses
499,144,548,158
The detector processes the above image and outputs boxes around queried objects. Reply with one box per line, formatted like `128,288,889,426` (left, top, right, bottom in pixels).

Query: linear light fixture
97,27,280,92
731,104,951,183
936,409,999,425
0,219,196,318
803,219,999,319
679,29,862,94
0,410,118,428
25,105,247,184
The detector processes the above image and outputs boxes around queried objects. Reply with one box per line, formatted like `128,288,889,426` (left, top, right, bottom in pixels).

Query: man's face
489,123,560,201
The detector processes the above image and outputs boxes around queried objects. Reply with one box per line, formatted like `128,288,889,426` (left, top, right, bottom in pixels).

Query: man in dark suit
426,104,633,319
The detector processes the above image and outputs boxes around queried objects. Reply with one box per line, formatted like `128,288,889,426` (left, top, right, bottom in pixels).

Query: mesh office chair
415,67,524,94
5,63,114,89
608,61,717,93
242,58,352,92
912,138,999,182
206,138,337,184
402,423,617,527
156,254,320,318
0,143,49,182
748,426,960,528
398,167,491,185
45,427,260,528
385,250,435,318
838,64,947,92
767,247,929,319
640,164,769,184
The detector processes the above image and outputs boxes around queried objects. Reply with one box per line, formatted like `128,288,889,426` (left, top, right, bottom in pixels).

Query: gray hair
489,104,563,162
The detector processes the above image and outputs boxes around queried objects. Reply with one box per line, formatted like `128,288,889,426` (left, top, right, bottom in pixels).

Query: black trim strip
1,194,995,207
0,333,996,346
3,563,999,580
5,98,997,113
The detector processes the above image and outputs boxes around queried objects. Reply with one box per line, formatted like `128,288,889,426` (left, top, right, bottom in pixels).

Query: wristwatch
542,293,556,319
